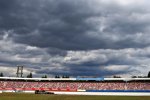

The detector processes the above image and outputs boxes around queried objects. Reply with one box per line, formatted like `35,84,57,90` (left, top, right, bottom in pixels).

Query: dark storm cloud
1,0,150,77
1,0,150,51
46,48,67,56
36,63,131,77
11,0,101,50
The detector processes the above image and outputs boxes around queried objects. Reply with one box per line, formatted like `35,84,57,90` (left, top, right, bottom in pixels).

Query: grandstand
0,77,150,95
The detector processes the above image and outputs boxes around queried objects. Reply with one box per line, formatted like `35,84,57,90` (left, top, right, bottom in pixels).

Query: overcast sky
0,0,150,77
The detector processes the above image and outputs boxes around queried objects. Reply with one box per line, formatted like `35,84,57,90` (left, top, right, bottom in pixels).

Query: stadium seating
0,81,149,91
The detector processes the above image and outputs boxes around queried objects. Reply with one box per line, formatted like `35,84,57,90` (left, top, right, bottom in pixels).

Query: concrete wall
54,91,150,96
0,90,150,96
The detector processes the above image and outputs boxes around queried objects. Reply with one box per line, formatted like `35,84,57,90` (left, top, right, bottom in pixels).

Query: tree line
0,71,150,78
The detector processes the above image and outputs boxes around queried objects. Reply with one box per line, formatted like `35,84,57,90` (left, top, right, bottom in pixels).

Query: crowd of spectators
0,81,149,90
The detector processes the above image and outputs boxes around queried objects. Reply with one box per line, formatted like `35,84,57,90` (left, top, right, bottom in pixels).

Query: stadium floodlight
16,65,23,77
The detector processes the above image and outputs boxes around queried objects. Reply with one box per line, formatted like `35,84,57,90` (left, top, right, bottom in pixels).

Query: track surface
0,93,150,100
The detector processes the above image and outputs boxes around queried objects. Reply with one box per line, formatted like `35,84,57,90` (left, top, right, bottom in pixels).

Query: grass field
0,93,150,100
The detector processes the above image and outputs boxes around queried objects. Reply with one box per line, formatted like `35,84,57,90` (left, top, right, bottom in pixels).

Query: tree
148,71,150,78
27,72,32,78
42,75,47,78
113,75,121,78
66,75,69,78
0,72,3,77
62,75,65,78
132,76,137,78
62,75,69,78
55,75,60,78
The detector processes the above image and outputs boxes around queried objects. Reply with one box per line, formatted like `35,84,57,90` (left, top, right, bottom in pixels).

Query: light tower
16,65,23,77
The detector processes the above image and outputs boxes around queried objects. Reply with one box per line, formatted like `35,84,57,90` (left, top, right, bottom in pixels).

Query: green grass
0,93,150,100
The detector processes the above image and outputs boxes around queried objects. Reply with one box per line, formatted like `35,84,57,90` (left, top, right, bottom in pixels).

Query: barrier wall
1,88,150,93
86,90,150,92
54,91,150,96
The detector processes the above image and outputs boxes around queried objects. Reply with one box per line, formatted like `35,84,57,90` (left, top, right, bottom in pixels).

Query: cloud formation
0,0,150,77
